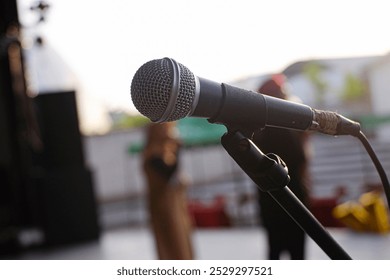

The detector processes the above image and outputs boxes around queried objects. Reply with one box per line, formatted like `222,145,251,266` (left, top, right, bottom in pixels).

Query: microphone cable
356,131,390,210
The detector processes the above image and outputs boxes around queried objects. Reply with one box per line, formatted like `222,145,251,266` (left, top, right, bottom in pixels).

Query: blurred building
234,54,390,138
366,52,390,139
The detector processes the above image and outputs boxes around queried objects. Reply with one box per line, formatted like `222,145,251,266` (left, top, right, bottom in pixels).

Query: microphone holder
221,129,351,260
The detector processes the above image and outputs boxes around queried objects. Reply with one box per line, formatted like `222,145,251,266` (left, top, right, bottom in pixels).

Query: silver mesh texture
130,58,197,122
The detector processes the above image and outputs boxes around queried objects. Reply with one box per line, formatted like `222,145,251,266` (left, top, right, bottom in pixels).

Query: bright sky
18,0,390,134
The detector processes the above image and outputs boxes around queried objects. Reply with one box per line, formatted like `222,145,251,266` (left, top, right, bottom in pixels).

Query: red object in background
188,196,344,228
188,197,231,228
310,197,345,228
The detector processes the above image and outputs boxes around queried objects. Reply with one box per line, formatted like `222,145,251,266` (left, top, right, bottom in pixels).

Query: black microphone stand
221,128,351,260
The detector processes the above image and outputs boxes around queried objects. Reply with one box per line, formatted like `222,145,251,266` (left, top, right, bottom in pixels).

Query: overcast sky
18,0,390,133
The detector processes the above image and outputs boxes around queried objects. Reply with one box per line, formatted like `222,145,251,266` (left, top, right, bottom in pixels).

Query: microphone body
131,58,360,136
194,77,313,132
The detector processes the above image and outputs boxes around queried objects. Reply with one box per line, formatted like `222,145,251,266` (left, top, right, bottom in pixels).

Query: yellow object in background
332,201,370,232
332,191,390,233
359,192,390,233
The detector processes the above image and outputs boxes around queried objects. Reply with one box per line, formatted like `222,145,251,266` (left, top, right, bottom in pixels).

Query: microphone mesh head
130,58,197,122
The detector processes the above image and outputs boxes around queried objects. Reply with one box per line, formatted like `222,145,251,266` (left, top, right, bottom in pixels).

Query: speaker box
32,91,100,246
0,34,25,255
33,91,84,167
38,166,99,245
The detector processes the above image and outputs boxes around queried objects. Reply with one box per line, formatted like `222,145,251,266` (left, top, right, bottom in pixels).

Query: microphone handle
194,78,313,132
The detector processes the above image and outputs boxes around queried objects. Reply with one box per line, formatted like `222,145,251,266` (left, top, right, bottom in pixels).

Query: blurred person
142,122,193,260
253,74,311,260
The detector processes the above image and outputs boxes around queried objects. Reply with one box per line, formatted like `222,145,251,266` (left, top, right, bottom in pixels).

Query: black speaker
32,91,100,246
0,26,28,254
33,91,84,168
37,166,99,245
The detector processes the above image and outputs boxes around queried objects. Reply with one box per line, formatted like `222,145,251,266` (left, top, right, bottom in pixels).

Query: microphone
130,57,361,136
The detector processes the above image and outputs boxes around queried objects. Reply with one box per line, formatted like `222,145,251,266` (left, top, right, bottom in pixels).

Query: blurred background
1,0,390,259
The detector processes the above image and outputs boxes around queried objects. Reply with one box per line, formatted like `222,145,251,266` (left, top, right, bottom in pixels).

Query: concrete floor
13,227,390,260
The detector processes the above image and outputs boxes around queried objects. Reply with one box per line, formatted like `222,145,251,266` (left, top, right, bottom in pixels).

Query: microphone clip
221,129,290,192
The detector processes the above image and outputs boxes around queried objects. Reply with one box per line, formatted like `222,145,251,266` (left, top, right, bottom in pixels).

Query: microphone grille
130,58,197,122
